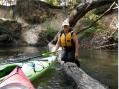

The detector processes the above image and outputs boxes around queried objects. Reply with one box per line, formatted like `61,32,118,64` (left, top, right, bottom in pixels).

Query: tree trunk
69,0,114,27
51,0,114,44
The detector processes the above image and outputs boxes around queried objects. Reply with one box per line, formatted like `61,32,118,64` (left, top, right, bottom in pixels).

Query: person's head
62,20,70,32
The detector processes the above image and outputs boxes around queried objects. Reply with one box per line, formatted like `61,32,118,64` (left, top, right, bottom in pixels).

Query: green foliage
45,26,58,41
95,24,106,33
44,0,60,6
94,4,111,15
44,0,79,7
41,51,55,57
88,13,99,21
78,27,96,39
77,11,102,40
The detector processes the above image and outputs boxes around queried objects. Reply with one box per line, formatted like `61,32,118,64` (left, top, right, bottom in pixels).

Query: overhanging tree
50,0,115,44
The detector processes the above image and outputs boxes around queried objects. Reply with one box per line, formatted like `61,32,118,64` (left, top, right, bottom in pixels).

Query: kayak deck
0,55,56,81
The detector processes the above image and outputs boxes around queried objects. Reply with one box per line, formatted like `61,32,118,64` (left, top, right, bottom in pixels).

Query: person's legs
74,59,80,67
67,51,75,62
67,51,80,67
61,50,68,62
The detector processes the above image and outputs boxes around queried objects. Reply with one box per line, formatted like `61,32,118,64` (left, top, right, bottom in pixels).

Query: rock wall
0,0,65,46
0,0,117,49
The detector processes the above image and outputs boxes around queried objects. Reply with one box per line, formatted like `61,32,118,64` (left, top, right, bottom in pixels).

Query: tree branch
51,0,114,44
76,1,116,34
94,43,117,49
68,0,114,27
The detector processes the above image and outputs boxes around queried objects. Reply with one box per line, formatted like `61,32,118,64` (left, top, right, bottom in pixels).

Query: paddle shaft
0,51,57,65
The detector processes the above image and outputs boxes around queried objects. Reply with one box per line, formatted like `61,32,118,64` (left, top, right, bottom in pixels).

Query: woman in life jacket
52,19,80,67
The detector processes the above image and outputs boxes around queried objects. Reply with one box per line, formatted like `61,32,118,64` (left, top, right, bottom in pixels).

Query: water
0,47,117,89
32,63,74,89
0,46,47,59
80,49,118,89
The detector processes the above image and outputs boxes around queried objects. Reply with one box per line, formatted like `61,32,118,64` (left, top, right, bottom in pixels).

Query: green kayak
0,54,57,81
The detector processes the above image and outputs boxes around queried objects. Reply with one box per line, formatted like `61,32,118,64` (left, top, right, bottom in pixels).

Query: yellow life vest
60,32,73,47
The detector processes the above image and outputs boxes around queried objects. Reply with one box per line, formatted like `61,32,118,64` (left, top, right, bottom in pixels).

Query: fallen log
60,62,108,89
48,43,108,89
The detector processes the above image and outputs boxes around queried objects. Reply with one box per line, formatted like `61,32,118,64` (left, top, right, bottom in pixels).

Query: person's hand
75,52,79,59
51,47,56,53
51,51,56,55
51,47,58,55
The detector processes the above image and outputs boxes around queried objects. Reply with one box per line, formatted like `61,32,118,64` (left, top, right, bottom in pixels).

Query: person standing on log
52,19,80,67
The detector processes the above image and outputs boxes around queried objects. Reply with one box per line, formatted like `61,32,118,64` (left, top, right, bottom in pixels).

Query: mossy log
48,42,108,89
60,62,108,89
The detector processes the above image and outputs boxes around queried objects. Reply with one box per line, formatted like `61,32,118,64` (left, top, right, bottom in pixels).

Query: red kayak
0,66,35,89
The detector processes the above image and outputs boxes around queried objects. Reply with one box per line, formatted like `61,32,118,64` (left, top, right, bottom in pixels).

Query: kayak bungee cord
25,61,45,73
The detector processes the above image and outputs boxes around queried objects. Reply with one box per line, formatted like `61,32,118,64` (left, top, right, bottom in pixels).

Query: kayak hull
0,67,35,89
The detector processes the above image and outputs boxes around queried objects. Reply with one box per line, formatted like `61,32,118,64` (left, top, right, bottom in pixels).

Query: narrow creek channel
0,47,117,89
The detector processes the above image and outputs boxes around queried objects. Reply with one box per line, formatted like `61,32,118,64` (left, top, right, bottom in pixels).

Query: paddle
0,51,56,65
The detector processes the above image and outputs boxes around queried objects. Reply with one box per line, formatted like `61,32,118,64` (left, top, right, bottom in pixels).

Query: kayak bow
0,66,35,89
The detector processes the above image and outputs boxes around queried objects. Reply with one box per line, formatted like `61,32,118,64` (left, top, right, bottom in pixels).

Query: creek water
0,47,117,89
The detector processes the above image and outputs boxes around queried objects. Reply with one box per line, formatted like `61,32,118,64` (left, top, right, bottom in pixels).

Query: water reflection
80,49,118,89
0,46,47,64
0,46,47,57
20,47,39,54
